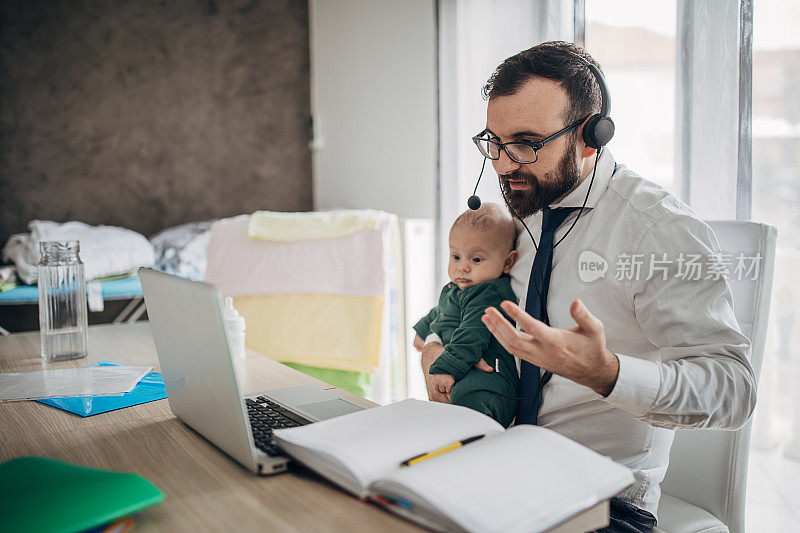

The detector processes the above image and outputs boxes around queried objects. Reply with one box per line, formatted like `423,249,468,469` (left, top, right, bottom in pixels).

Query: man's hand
420,342,449,402
481,299,620,396
421,343,495,403
433,373,456,395
413,334,425,352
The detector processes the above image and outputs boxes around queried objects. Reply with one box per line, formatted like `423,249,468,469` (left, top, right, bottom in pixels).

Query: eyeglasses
472,117,586,164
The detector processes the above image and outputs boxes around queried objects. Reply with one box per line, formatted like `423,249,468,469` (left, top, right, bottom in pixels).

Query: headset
464,49,615,402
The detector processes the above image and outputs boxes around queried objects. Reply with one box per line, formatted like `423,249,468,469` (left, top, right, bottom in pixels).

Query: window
746,0,800,529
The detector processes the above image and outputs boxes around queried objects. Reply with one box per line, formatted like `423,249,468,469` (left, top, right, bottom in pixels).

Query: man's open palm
480,299,620,396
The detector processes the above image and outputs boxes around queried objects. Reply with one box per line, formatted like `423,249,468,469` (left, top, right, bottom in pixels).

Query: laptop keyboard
245,396,312,457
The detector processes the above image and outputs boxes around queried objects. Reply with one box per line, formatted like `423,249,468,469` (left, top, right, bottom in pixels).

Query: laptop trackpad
296,399,364,421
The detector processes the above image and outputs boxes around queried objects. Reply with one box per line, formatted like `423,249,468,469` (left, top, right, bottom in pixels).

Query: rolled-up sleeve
603,213,757,430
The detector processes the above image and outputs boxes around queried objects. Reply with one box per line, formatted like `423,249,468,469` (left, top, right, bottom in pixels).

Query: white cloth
2,234,39,284
425,333,443,345
0,265,17,284
2,221,155,283
509,149,755,518
206,214,388,298
150,221,213,281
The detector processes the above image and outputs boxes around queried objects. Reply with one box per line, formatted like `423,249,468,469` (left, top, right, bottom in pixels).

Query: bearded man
419,41,755,533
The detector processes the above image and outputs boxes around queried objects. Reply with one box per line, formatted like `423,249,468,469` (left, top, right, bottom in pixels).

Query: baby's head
448,203,518,290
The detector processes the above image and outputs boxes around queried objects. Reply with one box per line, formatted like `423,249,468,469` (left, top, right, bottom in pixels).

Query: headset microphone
468,157,487,210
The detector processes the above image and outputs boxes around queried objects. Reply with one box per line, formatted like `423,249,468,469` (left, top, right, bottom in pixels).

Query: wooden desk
0,323,608,532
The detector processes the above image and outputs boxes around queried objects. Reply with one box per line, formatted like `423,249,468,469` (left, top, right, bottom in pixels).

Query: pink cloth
205,215,385,298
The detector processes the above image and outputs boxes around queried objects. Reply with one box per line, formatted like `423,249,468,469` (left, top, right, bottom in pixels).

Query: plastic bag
0,363,150,402
37,361,167,417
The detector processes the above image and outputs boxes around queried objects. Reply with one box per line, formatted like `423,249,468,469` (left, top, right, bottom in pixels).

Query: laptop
138,268,365,475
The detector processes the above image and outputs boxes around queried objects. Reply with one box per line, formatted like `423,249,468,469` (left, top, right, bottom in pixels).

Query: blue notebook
37,361,167,417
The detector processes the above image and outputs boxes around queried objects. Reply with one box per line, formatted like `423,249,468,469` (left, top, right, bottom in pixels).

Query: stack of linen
2,220,155,284
205,210,403,403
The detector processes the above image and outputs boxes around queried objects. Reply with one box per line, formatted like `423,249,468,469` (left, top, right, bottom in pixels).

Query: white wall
309,0,438,219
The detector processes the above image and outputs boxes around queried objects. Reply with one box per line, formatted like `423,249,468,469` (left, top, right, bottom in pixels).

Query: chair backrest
659,221,777,533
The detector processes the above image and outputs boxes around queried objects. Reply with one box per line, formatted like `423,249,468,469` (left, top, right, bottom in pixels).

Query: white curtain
675,0,747,219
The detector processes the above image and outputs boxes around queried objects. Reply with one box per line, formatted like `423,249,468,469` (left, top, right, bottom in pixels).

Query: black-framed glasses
472,117,586,164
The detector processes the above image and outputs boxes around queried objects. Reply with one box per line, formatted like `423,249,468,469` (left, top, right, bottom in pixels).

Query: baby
413,203,520,427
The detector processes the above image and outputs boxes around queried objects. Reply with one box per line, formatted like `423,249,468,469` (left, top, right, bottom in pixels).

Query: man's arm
602,213,756,430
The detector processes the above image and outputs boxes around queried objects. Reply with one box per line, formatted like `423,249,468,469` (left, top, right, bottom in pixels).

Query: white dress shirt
509,149,755,518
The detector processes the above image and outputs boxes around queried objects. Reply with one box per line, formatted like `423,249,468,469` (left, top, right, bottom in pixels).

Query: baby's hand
413,334,425,352
433,373,456,395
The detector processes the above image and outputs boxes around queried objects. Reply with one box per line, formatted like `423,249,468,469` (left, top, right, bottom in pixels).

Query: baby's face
448,228,514,290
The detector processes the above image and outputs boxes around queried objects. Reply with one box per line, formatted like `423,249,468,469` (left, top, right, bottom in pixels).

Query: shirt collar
549,148,616,209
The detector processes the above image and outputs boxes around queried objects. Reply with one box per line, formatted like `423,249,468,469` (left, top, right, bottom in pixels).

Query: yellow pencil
400,434,485,467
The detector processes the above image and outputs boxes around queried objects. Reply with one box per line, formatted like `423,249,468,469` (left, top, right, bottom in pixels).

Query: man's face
486,77,582,218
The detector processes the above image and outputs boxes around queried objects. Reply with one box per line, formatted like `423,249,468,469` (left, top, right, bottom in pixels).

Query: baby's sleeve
413,306,440,339
428,285,499,381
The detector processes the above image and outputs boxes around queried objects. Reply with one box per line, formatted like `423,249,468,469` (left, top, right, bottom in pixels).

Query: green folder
0,456,164,533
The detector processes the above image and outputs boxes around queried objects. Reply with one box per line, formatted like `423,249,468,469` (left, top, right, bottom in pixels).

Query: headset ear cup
581,114,615,149
582,114,602,149
592,116,615,148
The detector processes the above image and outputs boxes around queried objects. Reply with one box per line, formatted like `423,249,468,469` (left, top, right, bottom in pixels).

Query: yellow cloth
247,210,386,242
234,293,384,373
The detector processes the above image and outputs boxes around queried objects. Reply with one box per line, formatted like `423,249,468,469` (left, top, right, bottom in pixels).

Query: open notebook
273,399,634,533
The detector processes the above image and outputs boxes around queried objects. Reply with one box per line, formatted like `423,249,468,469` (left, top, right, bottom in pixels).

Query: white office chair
655,221,777,533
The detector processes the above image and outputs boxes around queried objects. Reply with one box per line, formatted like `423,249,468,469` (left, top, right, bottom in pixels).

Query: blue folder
37,361,167,417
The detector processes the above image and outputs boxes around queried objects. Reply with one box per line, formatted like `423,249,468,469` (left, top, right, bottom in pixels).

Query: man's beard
499,138,581,219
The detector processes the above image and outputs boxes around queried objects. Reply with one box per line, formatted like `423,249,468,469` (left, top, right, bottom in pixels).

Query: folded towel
205,211,396,376
207,215,385,298
235,293,383,373
247,209,388,242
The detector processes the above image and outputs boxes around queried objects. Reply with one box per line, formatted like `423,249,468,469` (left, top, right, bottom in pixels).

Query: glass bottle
38,240,89,361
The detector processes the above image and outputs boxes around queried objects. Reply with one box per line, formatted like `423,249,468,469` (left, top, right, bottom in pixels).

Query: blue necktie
516,206,580,425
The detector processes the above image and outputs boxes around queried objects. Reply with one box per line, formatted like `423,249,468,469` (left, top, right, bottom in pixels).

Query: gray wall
0,0,312,246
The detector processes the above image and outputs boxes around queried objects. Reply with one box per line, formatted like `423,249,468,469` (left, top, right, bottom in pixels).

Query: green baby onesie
414,275,520,427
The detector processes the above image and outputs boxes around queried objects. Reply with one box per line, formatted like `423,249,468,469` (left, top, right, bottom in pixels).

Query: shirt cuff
425,333,443,345
603,353,661,416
